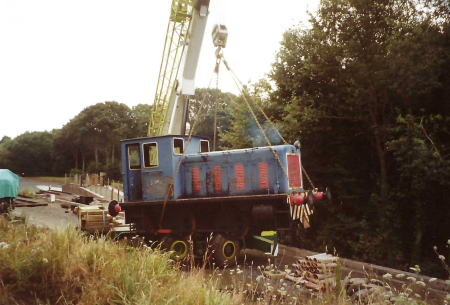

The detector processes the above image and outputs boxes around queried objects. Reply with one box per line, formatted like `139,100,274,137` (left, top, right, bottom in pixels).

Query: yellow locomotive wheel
170,240,188,260
222,240,237,260
211,233,240,267
161,236,191,263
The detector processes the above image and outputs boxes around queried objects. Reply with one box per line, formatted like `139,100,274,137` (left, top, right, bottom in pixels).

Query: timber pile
77,206,123,233
288,253,338,292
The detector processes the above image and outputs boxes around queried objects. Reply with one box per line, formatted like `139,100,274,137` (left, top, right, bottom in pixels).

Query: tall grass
0,215,446,304
0,217,240,304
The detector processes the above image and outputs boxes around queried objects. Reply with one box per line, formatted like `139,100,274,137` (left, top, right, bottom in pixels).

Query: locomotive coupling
108,200,121,217
289,188,332,227
289,187,332,208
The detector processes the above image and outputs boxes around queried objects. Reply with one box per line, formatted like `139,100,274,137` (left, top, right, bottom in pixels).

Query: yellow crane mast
148,0,210,137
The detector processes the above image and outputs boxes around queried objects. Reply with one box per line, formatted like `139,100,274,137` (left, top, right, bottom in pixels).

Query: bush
17,188,36,198
69,168,82,176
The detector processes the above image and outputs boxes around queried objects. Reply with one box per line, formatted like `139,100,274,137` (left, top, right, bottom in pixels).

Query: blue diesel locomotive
109,135,326,265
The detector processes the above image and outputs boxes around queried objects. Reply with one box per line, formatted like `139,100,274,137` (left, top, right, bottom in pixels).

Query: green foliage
6,131,55,176
220,0,450,276
105,159,123,181
187,88,236,150
86,160,104,175
387,114,450,268
51,101,152,179
131,104,152,137
0,136,12,169
220,81,284,150
69,168,82,176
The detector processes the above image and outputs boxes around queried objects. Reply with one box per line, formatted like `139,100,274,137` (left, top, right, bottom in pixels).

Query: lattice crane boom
148,0,210,137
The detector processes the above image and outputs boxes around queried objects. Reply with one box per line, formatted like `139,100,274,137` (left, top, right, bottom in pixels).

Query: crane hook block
212,24,228,48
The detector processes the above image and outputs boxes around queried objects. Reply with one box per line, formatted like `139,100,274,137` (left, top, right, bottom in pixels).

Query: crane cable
222,57,291,187
158,68,218,229
222,57,315,189
213,58,222,151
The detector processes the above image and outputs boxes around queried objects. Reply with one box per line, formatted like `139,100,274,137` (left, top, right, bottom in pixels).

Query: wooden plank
15,203,48,207
80,211,109,216
15,198,40,204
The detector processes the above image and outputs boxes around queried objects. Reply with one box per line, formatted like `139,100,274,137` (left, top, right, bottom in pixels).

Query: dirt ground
18,176,62,192
13,203,78,230
12,177,77,230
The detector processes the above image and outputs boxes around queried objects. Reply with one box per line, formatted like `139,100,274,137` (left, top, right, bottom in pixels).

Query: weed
0,218,240,304
0,215,447,304
18,187,36,198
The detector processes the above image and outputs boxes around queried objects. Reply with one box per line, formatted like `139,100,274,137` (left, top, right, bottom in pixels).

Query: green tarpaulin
0,169,19,199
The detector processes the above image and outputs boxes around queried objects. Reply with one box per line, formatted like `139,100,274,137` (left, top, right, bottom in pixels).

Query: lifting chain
301,163,315,189
223,57,316,190
158,70,217,229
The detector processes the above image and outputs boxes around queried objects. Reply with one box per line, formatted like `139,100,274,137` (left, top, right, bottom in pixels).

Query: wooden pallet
78,206,113,232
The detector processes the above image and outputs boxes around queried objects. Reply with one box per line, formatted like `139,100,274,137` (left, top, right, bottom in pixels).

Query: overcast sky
0,0,319,139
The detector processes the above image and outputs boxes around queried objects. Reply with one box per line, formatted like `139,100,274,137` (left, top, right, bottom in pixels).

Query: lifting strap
222,57,291,187
223,57,315,189
213,58,222,151
158,55,317,228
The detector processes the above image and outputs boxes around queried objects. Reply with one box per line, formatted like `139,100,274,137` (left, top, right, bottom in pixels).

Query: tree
387,114,450,266
7,132,54,176
219,83,286,149
130,104,152,138
264,0,450,269
187,88,236,150
0,136,12,169
55,101,146,178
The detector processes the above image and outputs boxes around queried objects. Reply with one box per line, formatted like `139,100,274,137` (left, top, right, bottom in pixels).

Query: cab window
200,140,209,153
128,144,141,170
173,138,184,155
143,142,158,168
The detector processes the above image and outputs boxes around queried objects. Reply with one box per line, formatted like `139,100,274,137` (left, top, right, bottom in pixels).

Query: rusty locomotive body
111,135,322,265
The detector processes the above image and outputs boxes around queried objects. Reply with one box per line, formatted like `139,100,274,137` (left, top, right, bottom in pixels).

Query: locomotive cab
121,135,209,202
